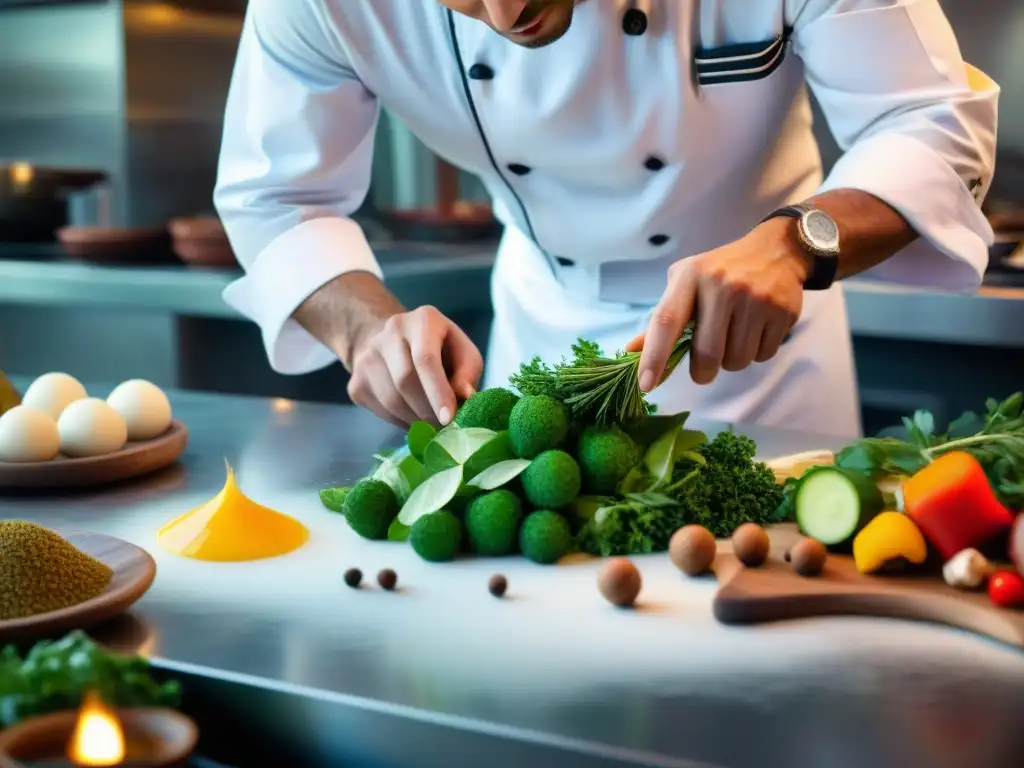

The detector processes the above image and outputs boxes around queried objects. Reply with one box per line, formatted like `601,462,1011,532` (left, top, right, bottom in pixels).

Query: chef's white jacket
214,0,998,439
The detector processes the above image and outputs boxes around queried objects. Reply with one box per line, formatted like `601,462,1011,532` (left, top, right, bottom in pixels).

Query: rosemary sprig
509,325,694,425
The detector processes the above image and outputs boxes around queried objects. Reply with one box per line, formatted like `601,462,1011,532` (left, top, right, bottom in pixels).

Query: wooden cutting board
712,526,1024,649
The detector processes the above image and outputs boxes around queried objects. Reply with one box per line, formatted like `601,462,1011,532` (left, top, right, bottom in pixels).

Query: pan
0,163,109,242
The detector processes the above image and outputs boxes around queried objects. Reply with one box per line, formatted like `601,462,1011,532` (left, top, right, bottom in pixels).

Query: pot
0,163,110,242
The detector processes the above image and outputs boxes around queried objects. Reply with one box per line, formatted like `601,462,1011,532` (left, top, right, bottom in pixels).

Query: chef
214,0,998,439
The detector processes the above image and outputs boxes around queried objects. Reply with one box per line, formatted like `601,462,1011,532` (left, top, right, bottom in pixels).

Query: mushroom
942,548,993,590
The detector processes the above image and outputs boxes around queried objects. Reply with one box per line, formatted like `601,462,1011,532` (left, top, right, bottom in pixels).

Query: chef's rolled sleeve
793,0,999,291
214,0,381,374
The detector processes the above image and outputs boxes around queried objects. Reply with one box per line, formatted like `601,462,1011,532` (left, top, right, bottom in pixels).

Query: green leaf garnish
398,465,464,526
319,487,351,513
407,421,437,462
468,458,532,490
387,519,411,542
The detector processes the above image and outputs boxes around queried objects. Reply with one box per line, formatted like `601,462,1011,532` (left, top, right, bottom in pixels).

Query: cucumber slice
795,466,883,547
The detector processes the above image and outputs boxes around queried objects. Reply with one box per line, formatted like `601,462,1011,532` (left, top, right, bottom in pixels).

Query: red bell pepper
903,451,1013,561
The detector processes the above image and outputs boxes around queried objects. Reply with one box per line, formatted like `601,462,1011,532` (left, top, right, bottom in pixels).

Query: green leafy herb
509,326,694,426
431,427,496,464
398,465,464,526
387,519,411,542
407,421,437,462
463,431,517,478
0,631,181,728
834,392,1024,509
468,458,532,491
577,428,784,556
319,487,351,513
371,448,424,504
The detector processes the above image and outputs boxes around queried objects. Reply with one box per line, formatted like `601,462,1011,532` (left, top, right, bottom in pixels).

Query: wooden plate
0,420,188,489
0,530,156,643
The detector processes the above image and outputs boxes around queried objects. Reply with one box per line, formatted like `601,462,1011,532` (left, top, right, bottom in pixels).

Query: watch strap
761,203,811,222
760,204,838,291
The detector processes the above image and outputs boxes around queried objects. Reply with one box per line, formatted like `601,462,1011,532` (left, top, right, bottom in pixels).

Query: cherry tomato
987,570,1024,609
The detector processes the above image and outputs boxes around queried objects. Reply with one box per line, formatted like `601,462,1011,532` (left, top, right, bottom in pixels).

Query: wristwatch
760,203,840,291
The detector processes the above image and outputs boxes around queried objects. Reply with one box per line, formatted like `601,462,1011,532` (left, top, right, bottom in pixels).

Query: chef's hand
348,306,483,429
293,273,483,429
626,219,808,391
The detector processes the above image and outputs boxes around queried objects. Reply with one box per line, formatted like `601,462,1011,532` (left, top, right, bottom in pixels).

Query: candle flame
67,690,126,767
9,162,33,186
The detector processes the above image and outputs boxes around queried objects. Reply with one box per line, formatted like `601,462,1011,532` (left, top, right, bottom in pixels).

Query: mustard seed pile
0,521,113,620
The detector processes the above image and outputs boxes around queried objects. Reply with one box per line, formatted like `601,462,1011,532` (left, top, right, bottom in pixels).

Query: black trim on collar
446,10,556,275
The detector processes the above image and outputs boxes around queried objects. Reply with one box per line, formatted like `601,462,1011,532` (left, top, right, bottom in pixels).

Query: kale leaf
576,429,785,556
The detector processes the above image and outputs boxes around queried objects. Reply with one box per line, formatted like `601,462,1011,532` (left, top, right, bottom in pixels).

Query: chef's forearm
761,188,920,282
293,272,406,369
809,189,920,279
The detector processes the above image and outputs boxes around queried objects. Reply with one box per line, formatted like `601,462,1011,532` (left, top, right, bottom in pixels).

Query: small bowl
168,216,237,268
167,216,226,241
0,707,197,768
57,226,173,264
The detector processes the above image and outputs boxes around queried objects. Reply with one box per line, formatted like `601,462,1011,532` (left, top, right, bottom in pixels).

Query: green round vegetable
343,479,399,540
410,509,463,562
455,388,520,432
508,395,569,459
519,510,573,565
521,450,581,509
465,490,523,556
577,425,641,494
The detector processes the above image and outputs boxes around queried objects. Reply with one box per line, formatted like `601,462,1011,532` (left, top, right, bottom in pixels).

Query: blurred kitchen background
0,0,1021,435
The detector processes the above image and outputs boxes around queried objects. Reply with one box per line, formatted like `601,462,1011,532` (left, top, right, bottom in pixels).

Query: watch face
803,210,840,251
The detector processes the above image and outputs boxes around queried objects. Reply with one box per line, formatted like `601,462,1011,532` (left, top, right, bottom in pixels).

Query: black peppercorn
488,574,508,598
377,568,398,591
344,568,362,589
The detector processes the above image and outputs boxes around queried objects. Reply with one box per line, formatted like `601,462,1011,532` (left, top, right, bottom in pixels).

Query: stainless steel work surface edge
2,386,1023,768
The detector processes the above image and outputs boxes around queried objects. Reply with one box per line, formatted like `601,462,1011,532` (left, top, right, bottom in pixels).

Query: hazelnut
669,525,717,576
377,568,398,591
597,558,642,608
488,574,508,598
732,523,770,568
787,537,827,577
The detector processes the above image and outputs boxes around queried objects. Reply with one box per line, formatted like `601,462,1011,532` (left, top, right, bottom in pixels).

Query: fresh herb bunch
510,326,694,426
834,392,1024,509
576,430,785,556
0,631,181,727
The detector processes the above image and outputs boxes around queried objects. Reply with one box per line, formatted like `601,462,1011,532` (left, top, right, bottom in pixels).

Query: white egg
57,398,128,458
0,406,60,463
22,372,87,419
106,379,173,441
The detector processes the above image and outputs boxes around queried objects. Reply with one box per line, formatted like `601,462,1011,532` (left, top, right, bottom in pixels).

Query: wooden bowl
0,530,157,643
0,420,188,489
169,216,237,268
57,226,173,264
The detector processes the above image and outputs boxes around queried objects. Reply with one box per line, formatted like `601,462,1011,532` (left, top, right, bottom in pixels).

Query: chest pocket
694,32,790,87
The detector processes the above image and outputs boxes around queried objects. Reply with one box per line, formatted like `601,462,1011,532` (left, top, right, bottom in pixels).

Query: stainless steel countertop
2,385,1023,768
0,245,1022,348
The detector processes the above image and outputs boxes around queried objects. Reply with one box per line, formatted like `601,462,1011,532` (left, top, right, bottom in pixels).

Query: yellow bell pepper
853,511,928,575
